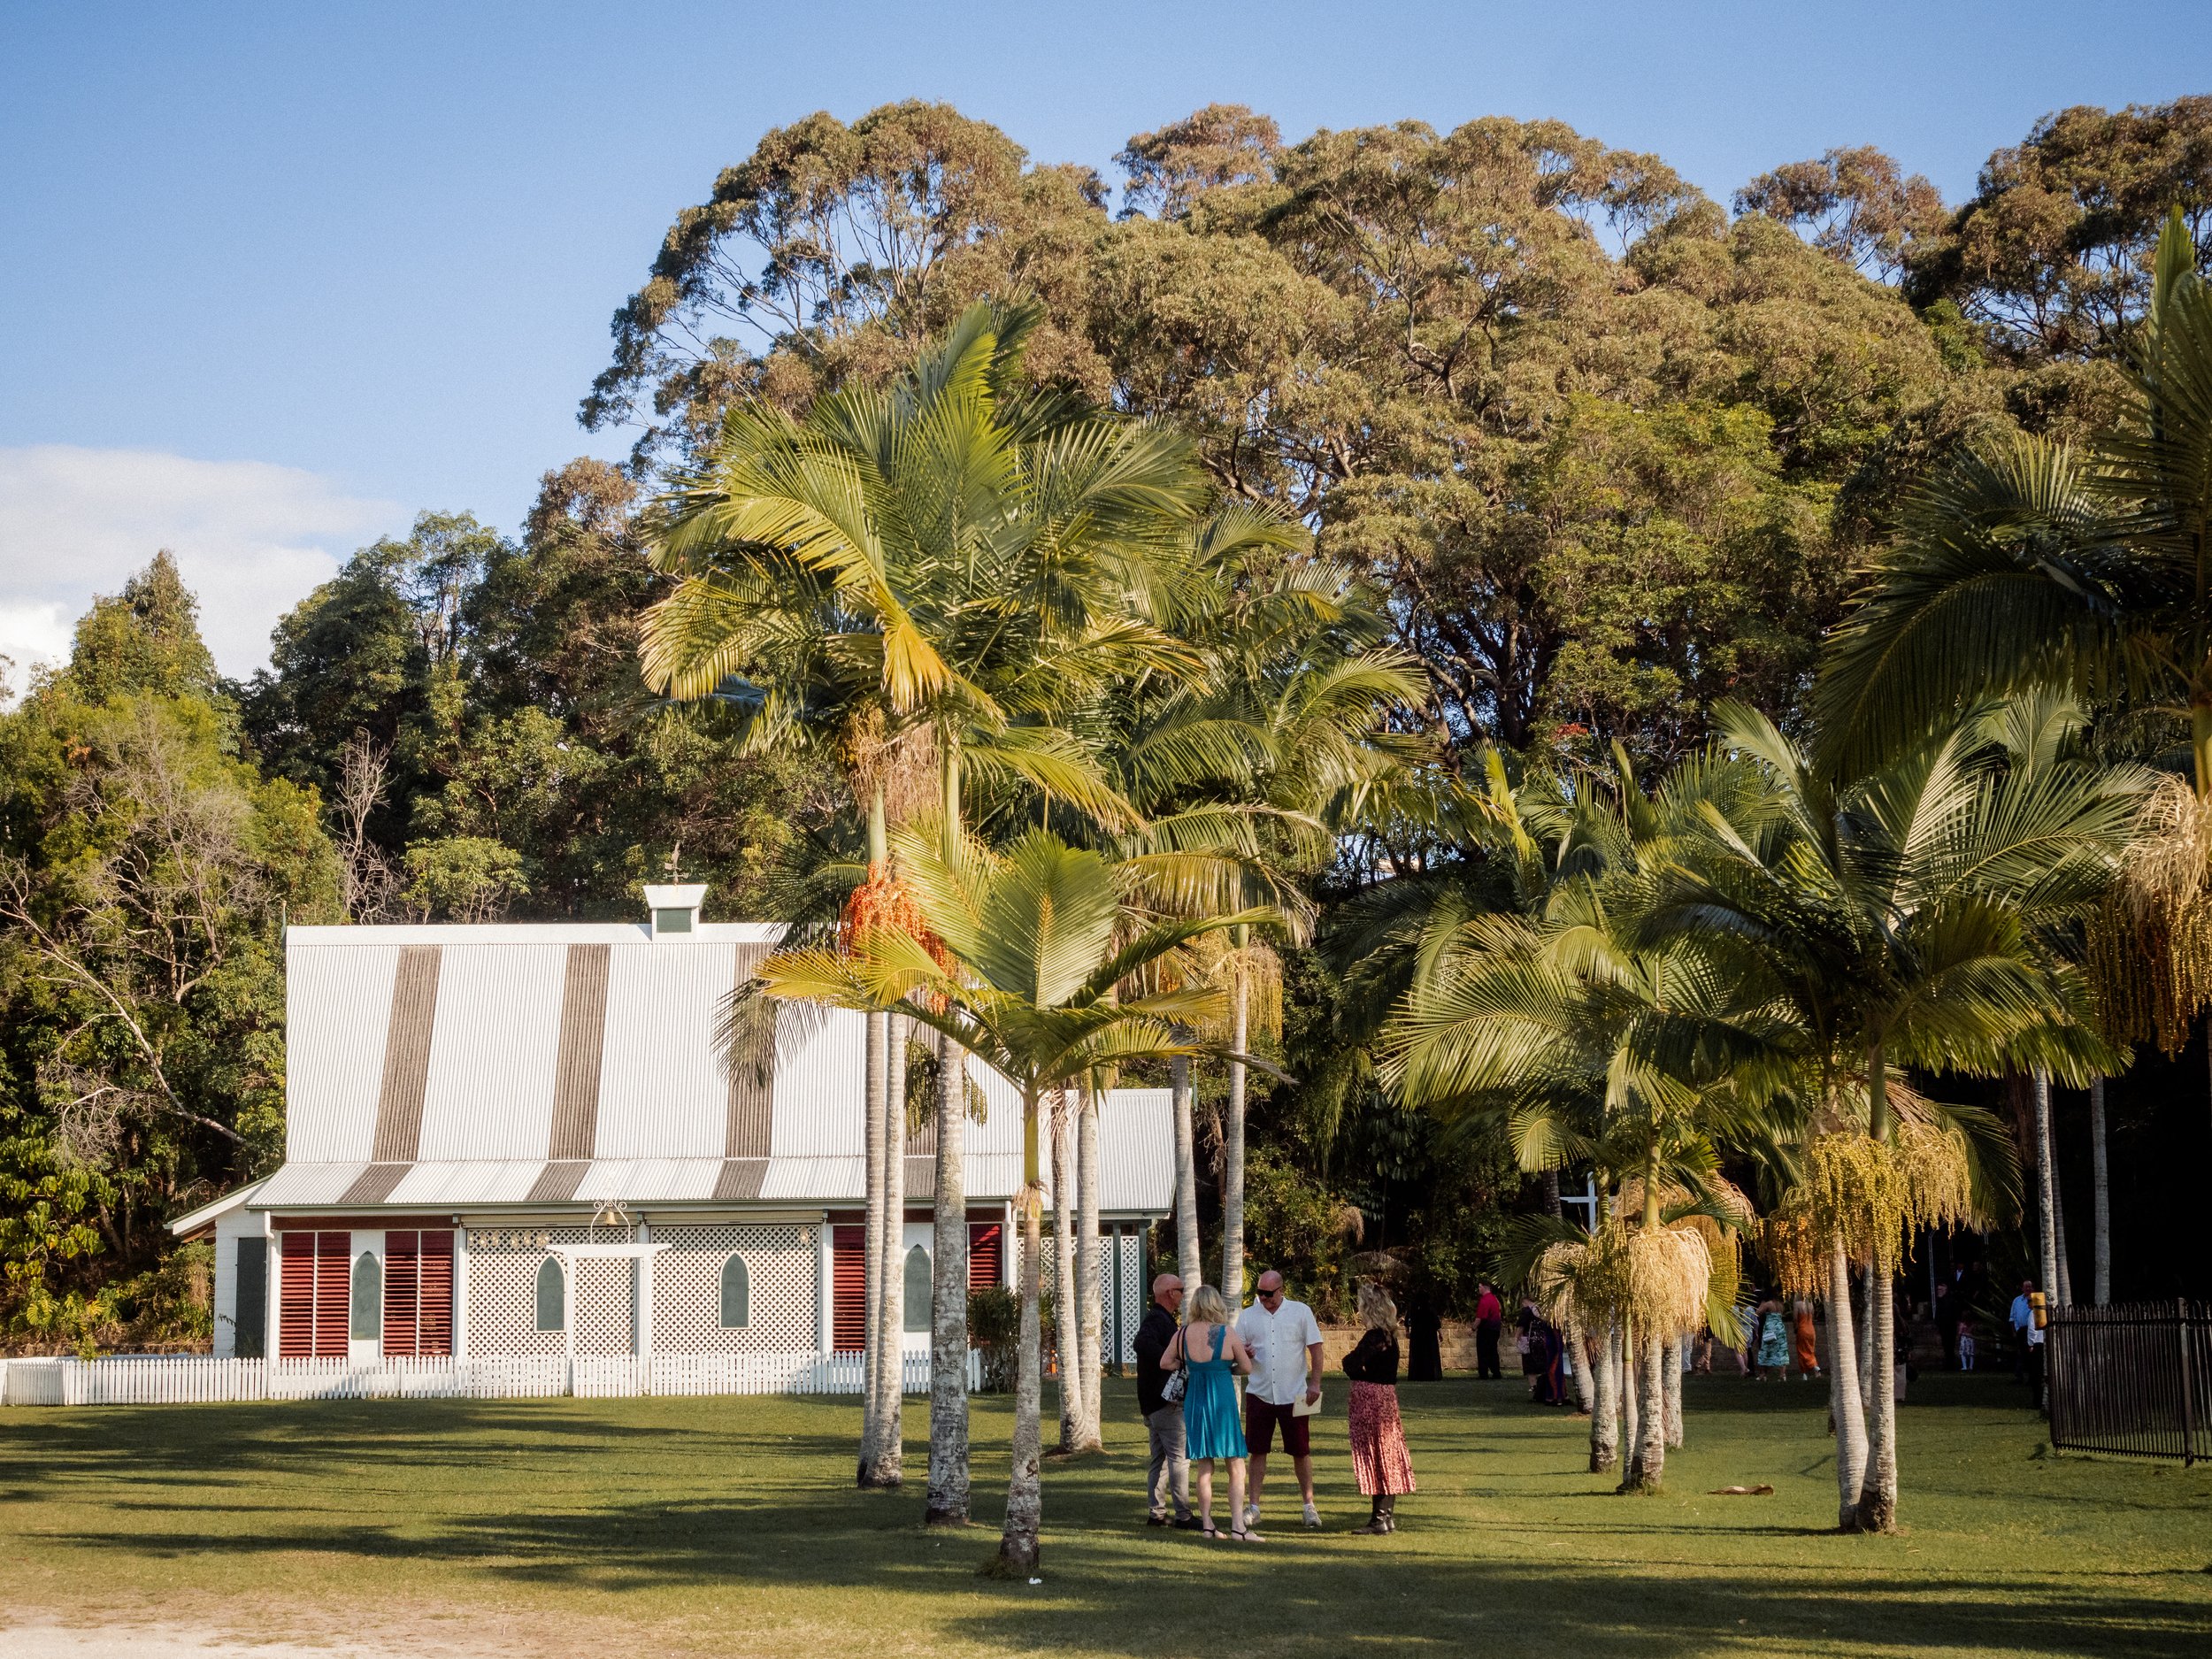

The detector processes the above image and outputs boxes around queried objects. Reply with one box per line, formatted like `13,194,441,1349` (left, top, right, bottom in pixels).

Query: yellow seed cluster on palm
2089,773,2212,1054
1532,1217,1713,1341
1615,1174,1753,1271
1763,1121,1976,1293
1187,931,1283,1043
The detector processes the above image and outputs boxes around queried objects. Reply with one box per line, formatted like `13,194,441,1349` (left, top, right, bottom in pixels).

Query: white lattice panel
649,1225,817,1352
464,1227,578,1358
1026,1228,1148,1364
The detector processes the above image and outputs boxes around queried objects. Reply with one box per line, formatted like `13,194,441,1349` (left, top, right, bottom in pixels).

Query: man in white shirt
1235,1269,1325,1530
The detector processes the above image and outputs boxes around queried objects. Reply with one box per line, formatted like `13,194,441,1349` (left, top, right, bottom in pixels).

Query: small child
1956,1319,1977,1371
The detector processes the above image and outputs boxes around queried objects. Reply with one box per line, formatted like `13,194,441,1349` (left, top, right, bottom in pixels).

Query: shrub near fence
0,1348,975,1408
2047,1301,2212,1465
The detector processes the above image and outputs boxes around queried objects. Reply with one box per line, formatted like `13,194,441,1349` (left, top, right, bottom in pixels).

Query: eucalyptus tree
754,829,1271,1576
1658,702,2141,1530
645,296,1209,1523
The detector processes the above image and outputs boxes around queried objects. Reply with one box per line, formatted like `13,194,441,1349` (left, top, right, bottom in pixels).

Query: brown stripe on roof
339,1162,411,1206
904,1156,936,1199
547,943,611,1162
712,1157,767,1201
724,944,775,1157
370,946,441,1163
526,1160,589,1202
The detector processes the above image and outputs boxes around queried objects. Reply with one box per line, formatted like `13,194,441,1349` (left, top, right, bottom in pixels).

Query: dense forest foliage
6,96,2210,1349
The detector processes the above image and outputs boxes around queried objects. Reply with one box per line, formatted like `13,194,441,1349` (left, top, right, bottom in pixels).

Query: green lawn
2,1373,2208,1657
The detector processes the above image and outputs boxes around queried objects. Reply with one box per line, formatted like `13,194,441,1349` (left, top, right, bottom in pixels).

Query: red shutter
969,1224,1002,1294
383,1232,419,1356
279,1231,317,1357
280,1229,368,1358
832,1225,865,1351
314,1232,349,1356
417,1231,453,1356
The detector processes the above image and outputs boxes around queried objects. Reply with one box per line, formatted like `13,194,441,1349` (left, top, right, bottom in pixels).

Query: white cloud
0,446,405,687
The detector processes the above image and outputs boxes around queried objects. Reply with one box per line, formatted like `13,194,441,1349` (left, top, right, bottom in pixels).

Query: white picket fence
0,1348,976,1407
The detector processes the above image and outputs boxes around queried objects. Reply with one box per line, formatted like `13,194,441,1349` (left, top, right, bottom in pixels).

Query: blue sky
3,0,2208,679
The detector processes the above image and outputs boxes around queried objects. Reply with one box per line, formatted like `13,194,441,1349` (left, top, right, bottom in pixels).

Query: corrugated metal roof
768,1006,867,1158
257,1161,371,1206
388,1160,549,1206
287,922,785,948
416,944,566,1161
285,942,398,1162
595,947,734,1159
273,918,1172,1217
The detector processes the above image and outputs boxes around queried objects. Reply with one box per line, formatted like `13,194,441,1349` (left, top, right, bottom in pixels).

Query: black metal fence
2046,1301,2212,1464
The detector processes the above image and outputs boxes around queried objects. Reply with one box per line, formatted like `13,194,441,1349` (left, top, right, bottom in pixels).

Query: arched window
535,1256,565,1332
903,1244,931,1333
719,1256,751,1328
350,1252,382,1341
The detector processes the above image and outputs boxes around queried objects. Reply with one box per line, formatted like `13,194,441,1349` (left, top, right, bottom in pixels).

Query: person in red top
1473,1280,1505,1380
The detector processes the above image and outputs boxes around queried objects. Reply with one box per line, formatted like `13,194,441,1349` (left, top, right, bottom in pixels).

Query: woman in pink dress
1342,1282,1417,1534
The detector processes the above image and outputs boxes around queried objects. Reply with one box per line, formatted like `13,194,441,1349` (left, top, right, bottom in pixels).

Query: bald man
1236,1269,1325,1530
1133,1271,1197,1526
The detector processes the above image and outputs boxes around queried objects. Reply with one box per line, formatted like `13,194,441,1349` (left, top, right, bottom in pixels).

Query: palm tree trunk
1827,1240,1868,1530
1050,1093,1079,1455
1170,1050,1202,1290
1856,1269,1875,1413
1621,1334,1666,1493
1075,1085,1104,1452
2032,1070,2062,1305
873,1010,906,1483
1853,1245,1899,1532
1569,1317,1596,1414
1618,1324,1640,1482
926,1022,971,1527
1220,937,1248,1299
1663,1337,1683,1448
2090,1074,2111,1306
857,1003,892,1487
1589,1320,1621,1472
993,1093,1044,1578
926,744,971,1528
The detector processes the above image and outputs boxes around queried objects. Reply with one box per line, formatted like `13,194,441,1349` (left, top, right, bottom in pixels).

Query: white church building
176,885,1170,1380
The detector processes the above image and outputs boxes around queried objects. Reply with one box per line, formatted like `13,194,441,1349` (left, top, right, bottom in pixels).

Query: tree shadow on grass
6,1384,2208,1658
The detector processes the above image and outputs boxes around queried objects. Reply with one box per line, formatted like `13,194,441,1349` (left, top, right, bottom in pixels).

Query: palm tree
1380,753,1778,1491
1098,519,1421,1304
645,297,1209,1523
638,514,925,1488
1658,702,2140,1530
754,829,1273,1576
1816,210,2212,1072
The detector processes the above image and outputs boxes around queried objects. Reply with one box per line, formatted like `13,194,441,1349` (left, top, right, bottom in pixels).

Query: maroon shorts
1244,1393,1312,1457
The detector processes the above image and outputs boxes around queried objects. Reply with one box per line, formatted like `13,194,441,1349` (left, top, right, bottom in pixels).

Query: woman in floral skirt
1341,1282,1417,1534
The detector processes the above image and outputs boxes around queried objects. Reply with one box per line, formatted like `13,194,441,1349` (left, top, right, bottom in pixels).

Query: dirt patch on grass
2,1594,654,1659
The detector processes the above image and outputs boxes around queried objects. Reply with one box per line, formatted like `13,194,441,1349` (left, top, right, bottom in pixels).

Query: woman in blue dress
1163,1283,1263,1541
